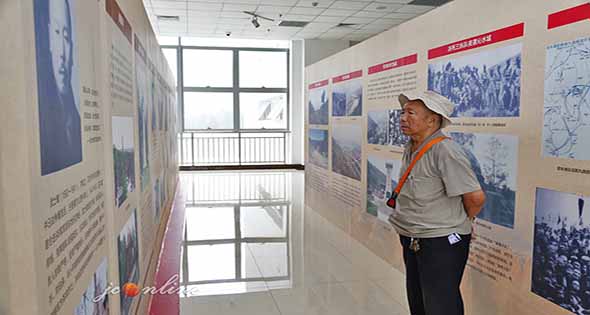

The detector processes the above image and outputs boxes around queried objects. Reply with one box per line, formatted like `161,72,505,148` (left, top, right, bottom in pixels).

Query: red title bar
428,23,524,60
308,79,329,90
368,54,417,75
548,3,590,30
106,0,132,44
332,70,362,83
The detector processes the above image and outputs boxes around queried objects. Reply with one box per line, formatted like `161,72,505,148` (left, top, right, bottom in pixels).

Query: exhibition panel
304,1,590,314
0,0,179,314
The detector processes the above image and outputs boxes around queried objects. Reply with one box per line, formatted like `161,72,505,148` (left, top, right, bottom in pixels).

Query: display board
0,0,179,314
305,1,590,314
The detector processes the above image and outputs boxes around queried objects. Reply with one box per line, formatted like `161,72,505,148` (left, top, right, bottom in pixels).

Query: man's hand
462,190,486,219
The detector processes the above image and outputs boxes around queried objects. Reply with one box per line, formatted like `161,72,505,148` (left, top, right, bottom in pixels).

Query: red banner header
428,23,524,60
106,0,132,44
308,79,329,90
368,54,418,75
332,70,362,84
548,3,590,29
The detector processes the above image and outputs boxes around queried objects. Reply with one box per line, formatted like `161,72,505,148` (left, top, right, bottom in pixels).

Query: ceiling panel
343,16,377,24
330,1,371,10
296,0,336,8
320,8,357,16
222,3,259,11
145,0,452,41
288,6,326,15
313,15,346,22
396,4,434,13
282,14,316,21
363,2,404,12
186,2,222,11
352,10,388,18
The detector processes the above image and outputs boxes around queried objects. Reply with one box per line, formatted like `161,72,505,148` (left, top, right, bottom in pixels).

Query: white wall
290,40,304,165
303,39,351,67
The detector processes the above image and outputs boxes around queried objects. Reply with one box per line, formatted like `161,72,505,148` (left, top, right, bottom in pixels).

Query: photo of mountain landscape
332,79,362,117
368,110,389,145
309,87,329,125
332,123,362,180
309,129,329,169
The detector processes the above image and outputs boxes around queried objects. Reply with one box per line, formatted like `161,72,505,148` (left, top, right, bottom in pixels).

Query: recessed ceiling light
376,5,387,10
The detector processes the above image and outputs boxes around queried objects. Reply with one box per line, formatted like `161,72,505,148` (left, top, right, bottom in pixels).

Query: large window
184,92,233,130
183,49,233,88
239,51,288,88
161,38,290,132
239,93,287,129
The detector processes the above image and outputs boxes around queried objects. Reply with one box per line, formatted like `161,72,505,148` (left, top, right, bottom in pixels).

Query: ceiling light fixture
251,16,260,28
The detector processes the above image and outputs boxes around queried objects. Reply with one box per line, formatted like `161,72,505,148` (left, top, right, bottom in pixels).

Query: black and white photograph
309,87,329,125
428,43,522,117
112,116,135,208
118,210,139,315
332,123,362,181
368,110,389,145
74,258,109,315
366,155,402,223
532,188,590,315
332,79,363,117
388,109,409,147
308,129,329,169
34,0,83,175
450,132,518,228
135,48,150,190
367,109,409,147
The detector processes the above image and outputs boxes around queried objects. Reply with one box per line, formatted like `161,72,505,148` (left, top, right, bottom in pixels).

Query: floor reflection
179,170,410,315
180,171,293,297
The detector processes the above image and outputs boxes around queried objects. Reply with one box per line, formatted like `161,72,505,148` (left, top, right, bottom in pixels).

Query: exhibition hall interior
1,0,590,314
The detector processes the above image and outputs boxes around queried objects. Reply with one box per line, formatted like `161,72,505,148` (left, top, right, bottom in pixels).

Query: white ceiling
144,0,445,41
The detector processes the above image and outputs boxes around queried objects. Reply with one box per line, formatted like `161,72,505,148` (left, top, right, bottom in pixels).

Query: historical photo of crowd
428,43,522,118
367,109,409,147
450,132,518,228
332,79,363,117
332,123,362,181
532,187,590,315
309,87,329,125
309,129,329,169
366,155,401,223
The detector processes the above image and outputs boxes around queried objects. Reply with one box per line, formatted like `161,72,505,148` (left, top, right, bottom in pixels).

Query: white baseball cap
398,90,456,128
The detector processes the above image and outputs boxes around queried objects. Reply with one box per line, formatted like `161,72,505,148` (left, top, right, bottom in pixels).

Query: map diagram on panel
543,37,590,160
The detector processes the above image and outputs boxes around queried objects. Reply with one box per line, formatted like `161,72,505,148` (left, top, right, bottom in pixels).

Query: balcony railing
179,131,288,167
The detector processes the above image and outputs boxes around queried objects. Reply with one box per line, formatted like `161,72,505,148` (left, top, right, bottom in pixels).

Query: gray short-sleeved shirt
390,130,481,238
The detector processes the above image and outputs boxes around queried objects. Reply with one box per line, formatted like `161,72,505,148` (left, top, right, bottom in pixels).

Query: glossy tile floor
179,170,410,315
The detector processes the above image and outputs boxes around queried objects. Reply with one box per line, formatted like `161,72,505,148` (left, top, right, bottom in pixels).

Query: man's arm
462,190,486,219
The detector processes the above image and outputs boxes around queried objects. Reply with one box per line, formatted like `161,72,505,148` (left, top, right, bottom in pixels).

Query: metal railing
179,131,288,166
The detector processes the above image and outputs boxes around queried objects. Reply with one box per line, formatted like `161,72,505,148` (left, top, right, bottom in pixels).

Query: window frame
162,39,290,133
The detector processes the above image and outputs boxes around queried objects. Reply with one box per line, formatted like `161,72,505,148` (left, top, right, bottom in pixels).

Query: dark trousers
400,234,471,315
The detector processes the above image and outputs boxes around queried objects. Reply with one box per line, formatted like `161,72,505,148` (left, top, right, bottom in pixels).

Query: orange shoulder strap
394,136,449,195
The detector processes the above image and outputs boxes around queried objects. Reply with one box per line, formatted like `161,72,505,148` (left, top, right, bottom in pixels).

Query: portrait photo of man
34,0,82,176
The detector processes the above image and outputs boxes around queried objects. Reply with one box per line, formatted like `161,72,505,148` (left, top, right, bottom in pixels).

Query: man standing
389,90,486,315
